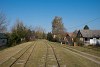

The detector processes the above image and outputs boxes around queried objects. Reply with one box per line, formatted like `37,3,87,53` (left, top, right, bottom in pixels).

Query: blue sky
0,0,100,32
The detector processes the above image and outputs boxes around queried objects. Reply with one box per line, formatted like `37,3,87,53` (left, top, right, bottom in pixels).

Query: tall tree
0,12,7,33
25,28,36,41
52,16,65,41
84,25,89,30
11,19,27,44
47,32,53,41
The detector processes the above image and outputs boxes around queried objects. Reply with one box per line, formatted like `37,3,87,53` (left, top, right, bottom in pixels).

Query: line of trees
0,11,46,47
0,11,66,47
7,20,47,46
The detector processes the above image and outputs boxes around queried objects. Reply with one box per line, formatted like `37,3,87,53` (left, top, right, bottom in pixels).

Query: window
97,38,99,39
2,40,5,43
85,38,90,41
85,38,88,41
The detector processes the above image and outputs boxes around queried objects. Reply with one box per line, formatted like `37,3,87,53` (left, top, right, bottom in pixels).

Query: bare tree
52,16,66,41
0,12,7,33
34,26,46,39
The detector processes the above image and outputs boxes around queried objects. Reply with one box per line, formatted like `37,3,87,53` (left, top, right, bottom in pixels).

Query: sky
0,0,100,32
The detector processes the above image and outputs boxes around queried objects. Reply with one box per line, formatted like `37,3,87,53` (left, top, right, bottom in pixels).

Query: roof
0,33,7,39
73,30,79,34
68,33,74,37
79,30,100,38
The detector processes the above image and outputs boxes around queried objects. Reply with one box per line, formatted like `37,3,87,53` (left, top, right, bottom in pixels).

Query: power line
67,17,100,30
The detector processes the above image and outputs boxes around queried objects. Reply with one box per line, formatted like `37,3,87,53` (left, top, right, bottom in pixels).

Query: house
77,30,100,46
68,32,75,41
64,33,73,45
0,33,8,46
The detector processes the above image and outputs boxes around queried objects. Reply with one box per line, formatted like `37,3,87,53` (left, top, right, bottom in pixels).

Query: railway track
44,41,48,67
24,40,47,67
45,41,60,67
0,40,99,67
0,41,36,67
24,42,37,67
50,41,100,66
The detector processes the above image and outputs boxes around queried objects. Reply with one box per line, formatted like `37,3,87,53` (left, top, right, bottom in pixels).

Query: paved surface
0,40,100,67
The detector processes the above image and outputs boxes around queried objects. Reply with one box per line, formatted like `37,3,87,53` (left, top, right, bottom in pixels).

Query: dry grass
61,44,100,57
0,40,100,67
49,41,100,67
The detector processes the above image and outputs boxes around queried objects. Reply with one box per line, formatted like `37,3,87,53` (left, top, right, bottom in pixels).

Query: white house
77,30,100,46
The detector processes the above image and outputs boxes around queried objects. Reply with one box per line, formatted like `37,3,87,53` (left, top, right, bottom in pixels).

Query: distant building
77,30,100,46
0,33,8,46
53,34,56,39
64,33,73,45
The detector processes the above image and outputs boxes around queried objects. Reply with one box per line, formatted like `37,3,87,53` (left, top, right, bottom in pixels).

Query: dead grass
0,40,100,67
66,45,100,57
48,41,100,67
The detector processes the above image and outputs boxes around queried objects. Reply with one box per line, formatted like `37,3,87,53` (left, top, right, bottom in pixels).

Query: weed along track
45,42,60,67
25,40,47,67
25,40,60,67
0,42,32,65
0,42,36,67
24,42,37,67
49,44,60,67
44,41,48,67
47,41,100,67
10,42,36,67
46,42,67,67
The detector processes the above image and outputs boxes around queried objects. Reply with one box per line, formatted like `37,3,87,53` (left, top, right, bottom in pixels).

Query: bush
73,37,84,46
47,32,53,41
77,40,84,46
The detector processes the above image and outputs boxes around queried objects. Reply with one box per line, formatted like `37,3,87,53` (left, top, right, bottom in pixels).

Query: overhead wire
67,17,100,30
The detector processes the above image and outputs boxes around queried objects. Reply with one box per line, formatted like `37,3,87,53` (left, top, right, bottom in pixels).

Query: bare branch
0,12,7,33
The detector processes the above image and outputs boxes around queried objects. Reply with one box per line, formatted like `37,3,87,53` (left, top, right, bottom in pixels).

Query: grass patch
51,41,100,57
48,41,100,67
0,46,8,51
68,45,100,57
